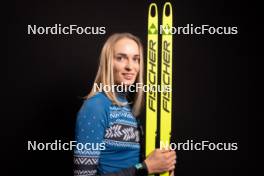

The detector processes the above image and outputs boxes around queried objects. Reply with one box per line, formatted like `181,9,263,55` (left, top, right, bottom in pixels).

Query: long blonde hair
85,33,144,117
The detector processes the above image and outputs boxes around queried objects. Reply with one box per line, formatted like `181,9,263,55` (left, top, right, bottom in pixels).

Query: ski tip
148,3,158,18
148,3,158,35
163,2,172,17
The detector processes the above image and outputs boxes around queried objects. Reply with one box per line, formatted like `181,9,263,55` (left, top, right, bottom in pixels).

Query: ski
160,2,173,176
146,2,173,176
146,3,158,173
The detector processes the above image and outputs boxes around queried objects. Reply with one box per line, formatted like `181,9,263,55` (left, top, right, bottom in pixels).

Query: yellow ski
146,2,158,169
160,2,173,176
146,2,173,176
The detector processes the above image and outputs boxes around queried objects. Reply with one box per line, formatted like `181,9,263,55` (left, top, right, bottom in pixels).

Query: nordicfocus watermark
160,140,238,151
27,140,238,151
27,140,106,151
93,82,171,93
27,24,106,35
160,24,238,35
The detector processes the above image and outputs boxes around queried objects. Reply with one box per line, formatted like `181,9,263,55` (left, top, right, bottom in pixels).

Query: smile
122,73,135,79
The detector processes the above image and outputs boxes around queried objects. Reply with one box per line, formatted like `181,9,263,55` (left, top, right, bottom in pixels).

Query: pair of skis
146,2,173,176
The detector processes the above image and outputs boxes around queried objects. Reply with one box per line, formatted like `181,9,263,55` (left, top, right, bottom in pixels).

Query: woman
73,33,176,176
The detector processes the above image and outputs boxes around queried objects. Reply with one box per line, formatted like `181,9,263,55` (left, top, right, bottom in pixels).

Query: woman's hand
144,148,177,174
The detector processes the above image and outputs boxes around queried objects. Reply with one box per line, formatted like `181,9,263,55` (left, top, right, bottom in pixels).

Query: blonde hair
85,33,144,117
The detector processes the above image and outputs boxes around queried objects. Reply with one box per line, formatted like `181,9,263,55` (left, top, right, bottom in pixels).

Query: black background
7,0,251,175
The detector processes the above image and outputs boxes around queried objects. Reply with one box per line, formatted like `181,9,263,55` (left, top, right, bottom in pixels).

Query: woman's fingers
167,150,177,171
168,164,175,171
145,148,178,174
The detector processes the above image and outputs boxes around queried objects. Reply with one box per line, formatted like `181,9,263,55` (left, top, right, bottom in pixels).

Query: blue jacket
73,92,140,175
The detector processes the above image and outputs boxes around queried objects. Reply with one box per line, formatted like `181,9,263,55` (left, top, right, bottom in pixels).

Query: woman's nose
125,59,133,70
125,63,132,70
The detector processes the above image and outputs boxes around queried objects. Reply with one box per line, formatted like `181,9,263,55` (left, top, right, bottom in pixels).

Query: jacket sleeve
73,99,108,176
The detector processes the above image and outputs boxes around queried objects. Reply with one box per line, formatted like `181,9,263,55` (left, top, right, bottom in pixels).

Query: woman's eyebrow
116,53,140,57
116,53,127,56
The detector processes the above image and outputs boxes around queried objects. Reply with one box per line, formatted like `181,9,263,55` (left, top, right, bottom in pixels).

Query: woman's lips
122,73,135,80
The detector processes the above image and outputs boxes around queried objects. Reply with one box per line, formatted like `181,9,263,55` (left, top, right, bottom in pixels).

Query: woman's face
113,38,140,86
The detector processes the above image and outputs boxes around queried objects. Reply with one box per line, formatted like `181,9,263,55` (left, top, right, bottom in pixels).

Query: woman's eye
116,56,123,61
133,57,140,62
